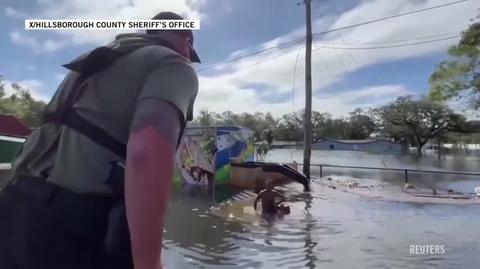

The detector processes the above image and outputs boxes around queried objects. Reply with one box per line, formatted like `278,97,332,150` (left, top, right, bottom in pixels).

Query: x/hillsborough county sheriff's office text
25,20,200,30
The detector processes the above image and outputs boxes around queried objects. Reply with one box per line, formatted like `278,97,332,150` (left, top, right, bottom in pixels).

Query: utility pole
303,0,313,179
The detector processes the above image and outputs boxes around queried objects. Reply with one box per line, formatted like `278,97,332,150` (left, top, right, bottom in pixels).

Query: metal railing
302,163,480,183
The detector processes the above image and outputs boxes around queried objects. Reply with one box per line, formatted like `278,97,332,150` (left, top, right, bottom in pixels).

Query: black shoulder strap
43,46,127,159
64,110,127,159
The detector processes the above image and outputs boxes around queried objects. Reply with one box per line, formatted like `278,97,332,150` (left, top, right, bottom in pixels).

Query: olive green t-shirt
5,42,198,194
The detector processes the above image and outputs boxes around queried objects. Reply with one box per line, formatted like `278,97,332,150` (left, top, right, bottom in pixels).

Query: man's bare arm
253,196,260,210
125,98,182,269
253,190,265,210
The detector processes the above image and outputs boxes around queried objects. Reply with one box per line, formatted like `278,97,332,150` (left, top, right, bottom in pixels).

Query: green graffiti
215,164,231,184
171,169,181,190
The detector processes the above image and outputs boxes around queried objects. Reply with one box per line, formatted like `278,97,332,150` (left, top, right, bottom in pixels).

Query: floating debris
347,182,359,188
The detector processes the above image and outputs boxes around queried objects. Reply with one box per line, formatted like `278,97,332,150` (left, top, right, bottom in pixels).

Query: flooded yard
162,149,480,268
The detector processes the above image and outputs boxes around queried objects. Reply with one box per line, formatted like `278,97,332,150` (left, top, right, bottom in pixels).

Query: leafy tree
190,101,472,152
311,109,375,141
256,142,269,160
196,108,216,127
312,112,343,140
236,112,259,138
275,111,303,141
0,78,47,127
0,77,5,99
217,111,238,125
347,108,376,139
311,111,330,140
194,110,279,142
429,22,480,109
376,96,465,155
263,129,274,146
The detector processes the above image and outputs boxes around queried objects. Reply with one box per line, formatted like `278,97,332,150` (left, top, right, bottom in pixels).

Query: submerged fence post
320,165,323,178
404,170,408,183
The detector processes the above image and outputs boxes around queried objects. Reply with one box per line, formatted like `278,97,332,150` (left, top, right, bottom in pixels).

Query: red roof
0,114,32,138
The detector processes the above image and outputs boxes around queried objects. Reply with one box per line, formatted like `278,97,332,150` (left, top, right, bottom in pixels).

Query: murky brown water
162,149,480,268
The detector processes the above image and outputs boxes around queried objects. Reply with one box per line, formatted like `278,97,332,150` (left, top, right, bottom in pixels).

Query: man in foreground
0,12,199,269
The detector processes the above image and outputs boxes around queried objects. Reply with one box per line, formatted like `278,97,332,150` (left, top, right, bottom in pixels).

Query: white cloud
213,0,475,90
195,75,410,117
193,0,477,117
10,30,66,53
3,79,51,102
321,85,409,105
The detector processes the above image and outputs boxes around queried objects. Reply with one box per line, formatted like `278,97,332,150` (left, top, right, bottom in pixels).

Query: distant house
312,138,402,154
0,114,31,163
270,141,302,149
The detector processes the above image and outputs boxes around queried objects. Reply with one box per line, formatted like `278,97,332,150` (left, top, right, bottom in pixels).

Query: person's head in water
265,179,275,190
146,11,201,63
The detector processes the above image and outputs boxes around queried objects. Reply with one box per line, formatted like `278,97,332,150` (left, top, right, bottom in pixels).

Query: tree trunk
416,139,426,156
400,140,408,153
416,146,422,156
437,138,442,160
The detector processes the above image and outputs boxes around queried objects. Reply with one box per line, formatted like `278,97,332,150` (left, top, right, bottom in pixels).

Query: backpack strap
63,110,127,159
43,46,127,159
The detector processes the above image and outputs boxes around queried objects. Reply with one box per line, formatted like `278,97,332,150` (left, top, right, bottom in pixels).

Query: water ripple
162,177,480,268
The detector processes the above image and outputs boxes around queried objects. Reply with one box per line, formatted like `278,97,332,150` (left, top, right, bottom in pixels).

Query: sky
1,0,479,119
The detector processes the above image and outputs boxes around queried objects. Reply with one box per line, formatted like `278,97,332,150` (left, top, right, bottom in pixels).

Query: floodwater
266,149,480,193
162,149,480,268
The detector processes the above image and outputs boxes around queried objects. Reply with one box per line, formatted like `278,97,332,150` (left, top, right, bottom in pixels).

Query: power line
197,35,459,74
292,48,302,110
198,46,303,81
314,42,338,89
338,30,359,68
197,0,468,73
312,0,468,37
197,38,304,72
332,43,348,71
330,32,460,46
290,48,302,163
313,35,460,50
